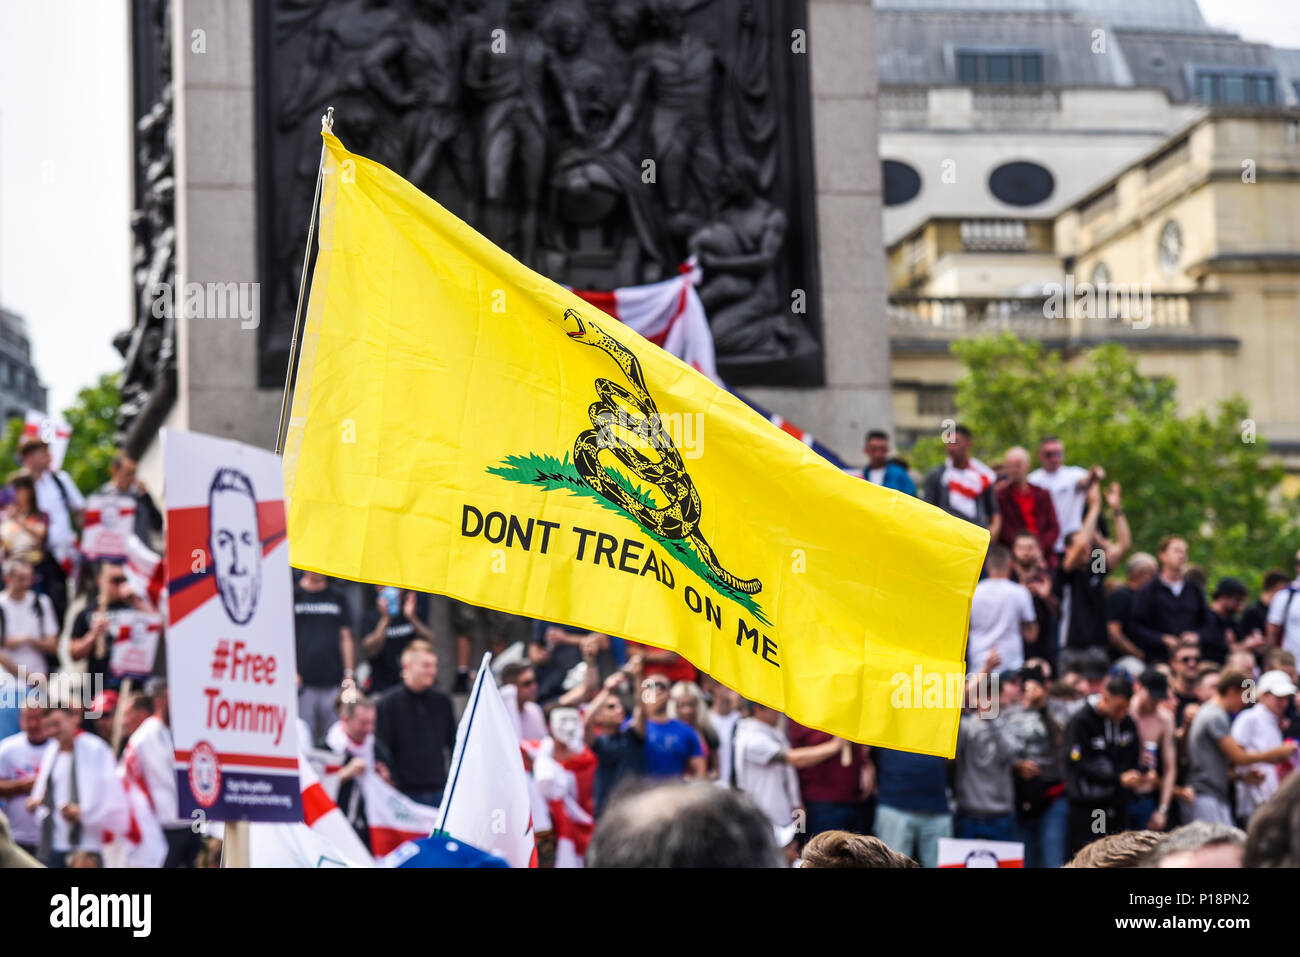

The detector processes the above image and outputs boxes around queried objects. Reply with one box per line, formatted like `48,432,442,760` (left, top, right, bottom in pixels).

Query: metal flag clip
321,106,335,134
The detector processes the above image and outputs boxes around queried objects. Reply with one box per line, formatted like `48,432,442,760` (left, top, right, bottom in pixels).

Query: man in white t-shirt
734,701,843,857
707,681,742,787
27,706,127,866
0,705,50,856
1231,670,1298,822
1265,556,1300,660
967,546,1038,672
0,559,59,678
21,438,84,563
734,702,802,840
1027,436,1102,555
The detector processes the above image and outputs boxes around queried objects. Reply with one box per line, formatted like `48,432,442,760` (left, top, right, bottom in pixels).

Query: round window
883,160,922,206
988,161,1055,207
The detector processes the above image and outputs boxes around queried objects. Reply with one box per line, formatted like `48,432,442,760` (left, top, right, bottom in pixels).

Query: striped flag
571,264,855,472
570,259,718,383
359,771,440,857
304,746,440,856
124,533,166,613
102,769,167,869
247,753,374,868
22,410,72,469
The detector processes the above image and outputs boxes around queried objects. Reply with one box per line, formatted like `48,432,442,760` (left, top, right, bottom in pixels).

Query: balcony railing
959,219,1029,251
971,89,1062,116
888,292,1233,345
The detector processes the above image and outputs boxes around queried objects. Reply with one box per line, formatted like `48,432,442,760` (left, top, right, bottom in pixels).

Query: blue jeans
1129,793,1158,831
954,812,1017,843
1016,797,1068,868
874,804,952,869
803,800,867,840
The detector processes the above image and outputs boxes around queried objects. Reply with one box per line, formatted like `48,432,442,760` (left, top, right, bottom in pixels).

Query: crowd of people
2,423,1300,870
875,425,1300,868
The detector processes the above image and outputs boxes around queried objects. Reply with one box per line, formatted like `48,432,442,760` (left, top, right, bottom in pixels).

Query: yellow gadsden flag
284,133,989,756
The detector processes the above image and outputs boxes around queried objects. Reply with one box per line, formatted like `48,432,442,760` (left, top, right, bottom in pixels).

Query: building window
986,54,1013,84
955,50,1044,86
1159,220,1183,276
883,160,922,206
957,52,979,85
988,161,1055,207
917,386,957,418
1193,69,1276,105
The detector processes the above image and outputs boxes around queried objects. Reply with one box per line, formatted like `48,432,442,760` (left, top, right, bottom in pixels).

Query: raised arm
1064,484,1101,572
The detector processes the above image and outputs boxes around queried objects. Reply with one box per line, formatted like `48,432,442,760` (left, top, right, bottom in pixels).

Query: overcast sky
0,0,129,415
0,0,1298,415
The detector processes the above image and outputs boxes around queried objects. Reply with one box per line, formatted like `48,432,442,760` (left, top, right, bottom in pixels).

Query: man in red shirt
786,718,872,842
996,446,1059,562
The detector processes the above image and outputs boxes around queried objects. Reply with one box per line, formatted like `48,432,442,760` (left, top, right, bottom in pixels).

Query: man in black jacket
1064,672,1145,856
374,639,456,806
1127,535,1210,664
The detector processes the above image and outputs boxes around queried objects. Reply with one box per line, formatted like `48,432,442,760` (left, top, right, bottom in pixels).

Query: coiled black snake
561,307,761,596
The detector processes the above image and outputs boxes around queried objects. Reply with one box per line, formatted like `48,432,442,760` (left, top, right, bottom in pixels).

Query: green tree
0,372,121,492
62,373,121,492
906,335,1300,585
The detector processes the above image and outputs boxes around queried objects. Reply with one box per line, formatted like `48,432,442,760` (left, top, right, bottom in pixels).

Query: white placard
80,492,137,561
108,608,163,678
937,837,1025,868
163,428,301,823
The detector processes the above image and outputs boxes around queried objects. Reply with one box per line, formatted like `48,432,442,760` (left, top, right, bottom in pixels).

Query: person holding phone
361,587,435,694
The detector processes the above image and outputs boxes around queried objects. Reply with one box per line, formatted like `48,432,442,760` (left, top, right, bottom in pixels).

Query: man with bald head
587,780,781,867
995,446,1059,561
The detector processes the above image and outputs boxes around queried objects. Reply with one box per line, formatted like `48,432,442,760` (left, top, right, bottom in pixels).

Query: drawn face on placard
208,468,262,625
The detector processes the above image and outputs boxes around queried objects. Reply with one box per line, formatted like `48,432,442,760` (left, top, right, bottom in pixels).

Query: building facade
877,0,1300,463
888,110,1300,470
0,309,49,421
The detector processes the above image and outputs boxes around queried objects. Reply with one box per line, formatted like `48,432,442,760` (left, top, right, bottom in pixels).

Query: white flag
435,655,537,868
248,753,374,868
247,821,368,868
